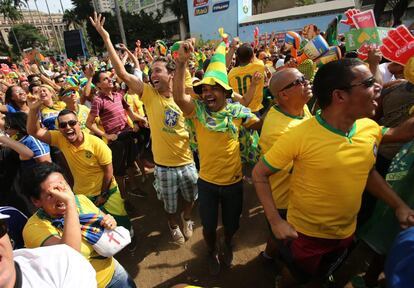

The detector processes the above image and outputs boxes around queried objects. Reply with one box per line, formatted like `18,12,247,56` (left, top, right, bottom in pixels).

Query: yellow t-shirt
76,104,92,133
263,115,384,239
23,195,115,288
187,107,259,185
141,83,193,166
50,131,117,197
124,92,145,128
259,105,312,209
228,62,265,112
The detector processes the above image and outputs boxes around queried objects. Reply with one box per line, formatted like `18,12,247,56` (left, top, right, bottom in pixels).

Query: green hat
193,42,232,95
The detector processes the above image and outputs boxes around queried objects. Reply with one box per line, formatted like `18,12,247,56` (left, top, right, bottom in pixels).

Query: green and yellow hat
193,42,232,95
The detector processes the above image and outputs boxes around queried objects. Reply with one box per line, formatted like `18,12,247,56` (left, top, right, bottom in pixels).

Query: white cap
275,59,285,69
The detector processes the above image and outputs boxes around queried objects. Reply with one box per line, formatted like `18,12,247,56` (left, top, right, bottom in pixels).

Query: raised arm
173,41,195,115
382,114,414,143
81,63,95,103
226,37,240,69
0,135,34,160
89,13,144,96
26,95,51,144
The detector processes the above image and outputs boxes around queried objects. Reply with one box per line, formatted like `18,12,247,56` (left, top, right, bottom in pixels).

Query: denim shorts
106,259,137,288
198,178,243,234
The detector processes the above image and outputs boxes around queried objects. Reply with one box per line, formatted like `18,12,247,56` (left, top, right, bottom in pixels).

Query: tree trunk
179,17,186,40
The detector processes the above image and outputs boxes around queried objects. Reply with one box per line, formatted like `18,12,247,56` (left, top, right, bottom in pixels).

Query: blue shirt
6,104,19,113
19,135,50,168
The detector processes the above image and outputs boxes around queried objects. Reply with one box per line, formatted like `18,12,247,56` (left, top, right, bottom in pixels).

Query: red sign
352,10,376,29
194,0,208,7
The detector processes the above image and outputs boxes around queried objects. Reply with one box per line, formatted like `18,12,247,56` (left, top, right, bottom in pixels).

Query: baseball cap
0,212,10,220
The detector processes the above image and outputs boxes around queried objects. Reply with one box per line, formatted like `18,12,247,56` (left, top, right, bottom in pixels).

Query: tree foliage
0,0,23,21
8,23,47,54
296,0,316,6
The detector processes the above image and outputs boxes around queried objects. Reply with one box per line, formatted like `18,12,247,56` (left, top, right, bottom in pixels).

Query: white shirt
379,63,396,83
14,244,97,288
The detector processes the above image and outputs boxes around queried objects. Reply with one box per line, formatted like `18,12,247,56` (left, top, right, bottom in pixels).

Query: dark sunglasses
61,90,74,98
280,76,306,91
0,219,7,238
345,76,376,89
58,120,77,129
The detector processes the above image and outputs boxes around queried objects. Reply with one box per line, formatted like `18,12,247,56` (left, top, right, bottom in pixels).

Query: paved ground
116,173,278,288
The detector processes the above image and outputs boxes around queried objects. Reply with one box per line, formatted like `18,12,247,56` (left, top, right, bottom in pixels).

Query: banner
345,27,390,51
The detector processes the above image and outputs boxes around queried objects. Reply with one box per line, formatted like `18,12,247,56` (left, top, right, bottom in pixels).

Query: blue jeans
106,259,137,288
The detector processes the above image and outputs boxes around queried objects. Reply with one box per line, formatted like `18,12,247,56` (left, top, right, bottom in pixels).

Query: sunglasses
0,219,7,238
58,120,77,129
345,76,376,89
280,76,306,91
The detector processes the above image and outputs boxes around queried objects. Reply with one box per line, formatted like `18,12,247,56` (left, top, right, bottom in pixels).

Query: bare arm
94,163,114,206
367,47,383,86
226,37,240,69
365,169,414,228
90,13,144,96
26,97,51,144
0,135,34,160
81,64,95,103
173,42,195,115
42,182,81,252
382,115,414,143
252,160,298,239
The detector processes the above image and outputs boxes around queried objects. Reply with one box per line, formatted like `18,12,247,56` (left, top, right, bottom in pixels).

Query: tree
8,23,47,55
252,0,270,14
296,0,316,6
162,0,189,40
62,8,82,30
0,0,24,54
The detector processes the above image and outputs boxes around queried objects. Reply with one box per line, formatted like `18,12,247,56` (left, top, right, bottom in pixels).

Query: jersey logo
85,151,92,159
164,107,179,128
373,142,378,157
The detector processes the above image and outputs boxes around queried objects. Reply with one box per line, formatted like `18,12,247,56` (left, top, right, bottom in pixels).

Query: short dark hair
57,109,77,122
92,70,107,85
152,57,176,74
312,58,365,109
21,162,66,200
28,83,40,94
236,43,254,64
5,112,27,135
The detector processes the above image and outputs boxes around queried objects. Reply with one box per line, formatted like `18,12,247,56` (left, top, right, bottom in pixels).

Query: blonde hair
40,84,58,101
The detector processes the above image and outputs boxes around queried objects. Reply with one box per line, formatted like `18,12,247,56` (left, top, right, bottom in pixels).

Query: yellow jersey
263,115,384,239
50,131,117,197
141,83,193,166
187,108,259,185
40,101,66,130
124,92,145,128
23,195,115,288
259,105,312,209
228,62,265,112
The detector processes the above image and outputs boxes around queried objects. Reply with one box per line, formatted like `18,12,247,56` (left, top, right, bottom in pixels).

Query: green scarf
186,100,261,165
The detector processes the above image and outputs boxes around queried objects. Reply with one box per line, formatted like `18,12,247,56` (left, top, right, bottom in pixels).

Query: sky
25,0,74,14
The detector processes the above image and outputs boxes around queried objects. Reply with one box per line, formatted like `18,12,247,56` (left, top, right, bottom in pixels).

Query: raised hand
340,8,360,28
89,12,109,39
176,41,194,64
84,63,95,79
395,205,414,229
380,25,414,65
27,93,42,110
252,71,263,86
117,43,127,51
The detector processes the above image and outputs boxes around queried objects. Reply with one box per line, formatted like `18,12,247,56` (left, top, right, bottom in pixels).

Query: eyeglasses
58,120,77,129
0,219,7,238
280,76,306,91
343,76,376,90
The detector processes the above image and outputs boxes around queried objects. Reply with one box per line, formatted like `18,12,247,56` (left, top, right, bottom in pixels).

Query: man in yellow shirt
258,68,312,262
173,41,262,275
253,58,414,287
27,105,131,231
91,13,197,245
228,43,265,114
21,162,135,288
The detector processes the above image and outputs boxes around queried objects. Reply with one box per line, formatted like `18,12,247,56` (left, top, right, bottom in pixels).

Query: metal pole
59,0,65,14
25,0,36,26
44,0,62,53
114,0,127,44
34,0,50,48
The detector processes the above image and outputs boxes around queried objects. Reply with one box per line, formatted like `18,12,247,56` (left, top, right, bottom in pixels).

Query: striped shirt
90,91,130,135
19,135,50,168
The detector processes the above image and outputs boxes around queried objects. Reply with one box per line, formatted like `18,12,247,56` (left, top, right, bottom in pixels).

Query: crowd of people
1,7,414,288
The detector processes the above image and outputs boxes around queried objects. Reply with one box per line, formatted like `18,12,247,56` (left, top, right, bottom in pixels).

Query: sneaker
181,212,194,239
208,251,220,275
220,243,233,267
169,224,185,245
